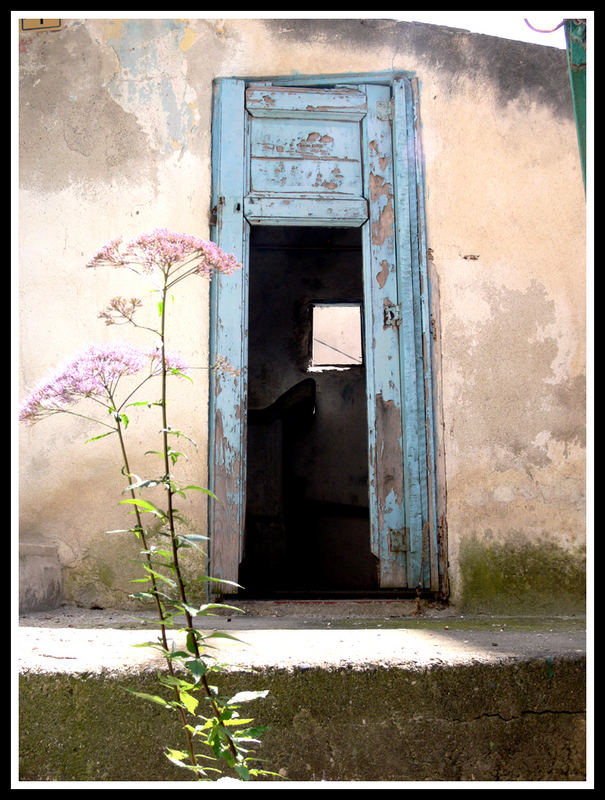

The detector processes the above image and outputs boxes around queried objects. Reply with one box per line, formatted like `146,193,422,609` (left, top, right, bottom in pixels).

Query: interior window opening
310,303,363,371
238,225,378,598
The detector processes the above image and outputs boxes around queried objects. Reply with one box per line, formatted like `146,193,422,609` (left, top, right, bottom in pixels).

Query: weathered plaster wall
19,18,585,611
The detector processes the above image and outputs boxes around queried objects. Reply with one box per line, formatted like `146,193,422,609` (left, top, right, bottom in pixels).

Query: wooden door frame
208,71,447,597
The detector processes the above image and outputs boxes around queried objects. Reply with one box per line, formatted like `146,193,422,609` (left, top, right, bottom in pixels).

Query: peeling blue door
209,75,440,593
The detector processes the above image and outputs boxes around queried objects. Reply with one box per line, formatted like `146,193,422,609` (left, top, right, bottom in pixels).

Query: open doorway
238,226,379,597
209,75,445,598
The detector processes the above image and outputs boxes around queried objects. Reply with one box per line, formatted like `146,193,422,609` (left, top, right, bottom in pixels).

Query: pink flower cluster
148,347,190,376
98,297,143,326
85,238,125,269
86,228,240,278
19,343,189,424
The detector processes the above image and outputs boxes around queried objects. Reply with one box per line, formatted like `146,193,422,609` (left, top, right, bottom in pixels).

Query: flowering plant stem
113,410,201,770
157,283,239,767
21,230,276,781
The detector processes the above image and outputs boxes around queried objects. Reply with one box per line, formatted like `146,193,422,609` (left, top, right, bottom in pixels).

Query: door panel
208,78,248,589
243,195,368,226
391,77,432,589
249,117,363,196
361,82,407,587
210,76,438,593
246,85,367,120
245,84,368,226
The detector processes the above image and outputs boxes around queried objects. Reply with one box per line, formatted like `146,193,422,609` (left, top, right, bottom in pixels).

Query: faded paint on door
209,74,440,595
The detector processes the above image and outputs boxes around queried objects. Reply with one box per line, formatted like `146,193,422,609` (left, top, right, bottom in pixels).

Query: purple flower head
86,229,241,280
124,229,206,273
19,343,148,424
148,347,190,377
85,238,125,269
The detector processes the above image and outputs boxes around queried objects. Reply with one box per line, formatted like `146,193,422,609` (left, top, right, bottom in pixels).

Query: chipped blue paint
382,488,402,527
209,74,441,593
106,19,194,154
361,82,407,587
390,78,428,589
209,79,248,587
409,77,442,591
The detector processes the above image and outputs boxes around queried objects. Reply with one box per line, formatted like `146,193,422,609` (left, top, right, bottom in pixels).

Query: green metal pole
564,19,586,191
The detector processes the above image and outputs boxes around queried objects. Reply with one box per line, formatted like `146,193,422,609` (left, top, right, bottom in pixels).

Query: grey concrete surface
17,602,588,784
18,601,586,674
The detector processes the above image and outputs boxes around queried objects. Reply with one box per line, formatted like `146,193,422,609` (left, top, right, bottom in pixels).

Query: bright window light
311,304,363,368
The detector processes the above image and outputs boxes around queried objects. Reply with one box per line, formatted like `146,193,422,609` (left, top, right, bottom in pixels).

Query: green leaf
186,629,200,655
234,763,251,781
197,575,242,589
158,673,195,691
148,547,174,560
226,690,269,705
127,400,162,408
180,691,199,715
142,565,177,587
165,749,188,763
206,631,245,644
198,602,241,614
164,751,204,773
130,641,170,652
84,430,116,444
182,485,220,502
124,689,173,709
167,447,187,464
185,658,207,683
130,590,154,600
162,428,198,449
120,498,167,519
234,725,268,738
167,650,193,660
170,368,193,383
123,477,162,492
173,600,200,617
222,717,255,727
176,534,209,550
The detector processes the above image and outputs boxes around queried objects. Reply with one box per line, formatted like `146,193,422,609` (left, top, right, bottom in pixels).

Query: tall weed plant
20,230,276,781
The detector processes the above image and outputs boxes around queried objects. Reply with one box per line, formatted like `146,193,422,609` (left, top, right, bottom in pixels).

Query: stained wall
18,18,586,611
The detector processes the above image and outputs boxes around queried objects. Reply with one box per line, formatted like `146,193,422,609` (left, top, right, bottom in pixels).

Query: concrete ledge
18,607,587,783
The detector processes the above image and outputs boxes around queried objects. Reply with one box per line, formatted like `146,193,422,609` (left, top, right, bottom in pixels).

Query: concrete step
17,603,587,784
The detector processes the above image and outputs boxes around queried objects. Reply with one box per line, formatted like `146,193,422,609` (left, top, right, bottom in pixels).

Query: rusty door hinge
384,303,402,328
209,196,225,227
376,99,394,122
389,528,409,553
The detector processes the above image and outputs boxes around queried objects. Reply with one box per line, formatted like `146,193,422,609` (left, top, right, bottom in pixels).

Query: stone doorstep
18,621,587,675
17,601,587,674
17,610,587,783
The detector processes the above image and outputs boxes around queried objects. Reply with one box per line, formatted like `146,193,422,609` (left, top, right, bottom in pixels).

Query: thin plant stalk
19,231,273,780
156,280,239,765
112,408,200,771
